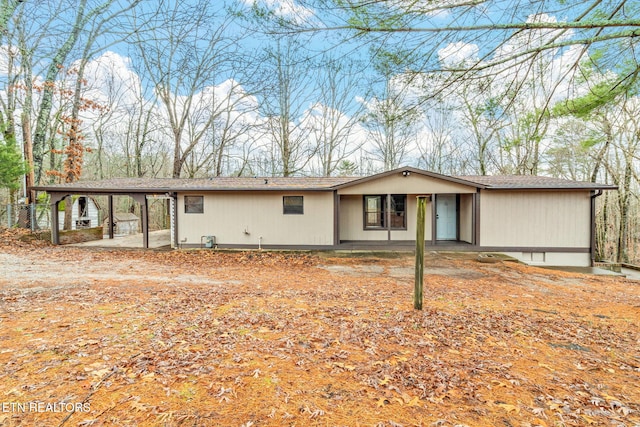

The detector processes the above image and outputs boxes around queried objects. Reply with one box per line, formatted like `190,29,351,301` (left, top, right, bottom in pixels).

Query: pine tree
0,130,27,193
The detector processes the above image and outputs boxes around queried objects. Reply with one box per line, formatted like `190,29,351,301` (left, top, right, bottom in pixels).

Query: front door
436,194,457,240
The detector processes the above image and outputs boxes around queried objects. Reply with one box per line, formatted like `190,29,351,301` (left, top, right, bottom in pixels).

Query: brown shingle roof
33,176,359,193
32,168,616,193
457,175,617,190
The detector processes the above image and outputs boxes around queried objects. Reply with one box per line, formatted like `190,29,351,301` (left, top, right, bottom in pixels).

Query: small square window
283,196,303,215
184,196,204,213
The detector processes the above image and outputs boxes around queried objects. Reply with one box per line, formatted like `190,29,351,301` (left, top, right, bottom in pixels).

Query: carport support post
131,194,149,249
49,192,67,245
414,196,427,310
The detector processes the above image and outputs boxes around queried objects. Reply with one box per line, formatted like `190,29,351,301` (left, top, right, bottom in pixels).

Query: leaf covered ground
0,229,639,427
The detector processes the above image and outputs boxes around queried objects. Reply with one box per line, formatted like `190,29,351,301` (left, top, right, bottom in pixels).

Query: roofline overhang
30,166,619,194
330,166,487,190
31,186,173,195
480,185,619,191
174,187,336,192
30,186,337,194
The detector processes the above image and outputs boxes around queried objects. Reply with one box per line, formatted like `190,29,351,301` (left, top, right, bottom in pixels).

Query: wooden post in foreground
414,196,427,310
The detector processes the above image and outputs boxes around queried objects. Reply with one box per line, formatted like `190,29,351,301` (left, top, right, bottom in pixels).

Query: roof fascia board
481,185,618,191
331,166,485,190
175,187,335,192
32,187,172,194
31,185,336,194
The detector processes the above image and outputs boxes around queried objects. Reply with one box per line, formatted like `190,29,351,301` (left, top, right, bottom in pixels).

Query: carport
32,180,177,249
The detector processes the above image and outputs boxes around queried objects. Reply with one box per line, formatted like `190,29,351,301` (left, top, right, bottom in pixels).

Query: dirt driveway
0,239,639,427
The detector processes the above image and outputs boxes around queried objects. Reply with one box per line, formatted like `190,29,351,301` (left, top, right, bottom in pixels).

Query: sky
1,0,635,178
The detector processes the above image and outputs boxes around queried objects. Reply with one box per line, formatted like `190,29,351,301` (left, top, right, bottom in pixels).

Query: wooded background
1,0,639,263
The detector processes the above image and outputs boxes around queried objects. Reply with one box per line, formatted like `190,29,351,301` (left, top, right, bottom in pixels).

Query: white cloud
494,13,572,62
240,0,315,24
438,42,479,68
77,51,143,109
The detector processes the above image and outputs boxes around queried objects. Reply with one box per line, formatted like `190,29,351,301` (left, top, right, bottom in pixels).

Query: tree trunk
0,0,21,33
172,140,182,178
32,0,89,183
63,196,73,230
590,118,611,183
616,155,633,263
596,192,609,261
21,113,35,203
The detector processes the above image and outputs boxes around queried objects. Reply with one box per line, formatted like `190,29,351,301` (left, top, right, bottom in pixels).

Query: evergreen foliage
0,129,27,192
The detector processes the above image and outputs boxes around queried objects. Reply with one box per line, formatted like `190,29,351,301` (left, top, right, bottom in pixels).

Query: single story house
33,167,616,267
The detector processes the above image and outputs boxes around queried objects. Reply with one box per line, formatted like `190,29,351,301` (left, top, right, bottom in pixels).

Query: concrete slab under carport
69,229,171,249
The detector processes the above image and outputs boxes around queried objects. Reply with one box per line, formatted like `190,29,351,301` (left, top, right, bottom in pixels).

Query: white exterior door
436,194,457,240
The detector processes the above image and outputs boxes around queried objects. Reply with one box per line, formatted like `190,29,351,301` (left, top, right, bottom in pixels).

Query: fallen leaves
496,402,520,414
0,243,639,426
0,226,52,249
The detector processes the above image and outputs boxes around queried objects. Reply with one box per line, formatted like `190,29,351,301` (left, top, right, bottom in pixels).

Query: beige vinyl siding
339,195,432,241
480,190,591,247
340,195,383,240
177,191,334,246
459,194,473,243
392,195,433,241
337,173,476,195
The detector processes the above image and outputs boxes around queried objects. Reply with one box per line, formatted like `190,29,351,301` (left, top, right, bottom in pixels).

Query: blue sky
2,0,638,177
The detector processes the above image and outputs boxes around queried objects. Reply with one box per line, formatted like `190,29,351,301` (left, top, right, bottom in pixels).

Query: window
364,195,406,229
184,196,204,213
364,195,385,228
389,194,406,229
283,196,304,215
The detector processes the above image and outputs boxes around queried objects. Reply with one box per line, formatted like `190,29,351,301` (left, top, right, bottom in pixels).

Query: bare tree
416,104,458,174
78,52,165,179
3,0,143,187
546,118,599,182
2,3,45,202
132,0,243,178
307,55,364,176
30,0,114,182
605,99,640,263
0,37,26,202
252,37,318,176
272,1,640,108
180,79,258,178
457,83,504,175
360,85,418,170
0,38,20,188
359,49,421,171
